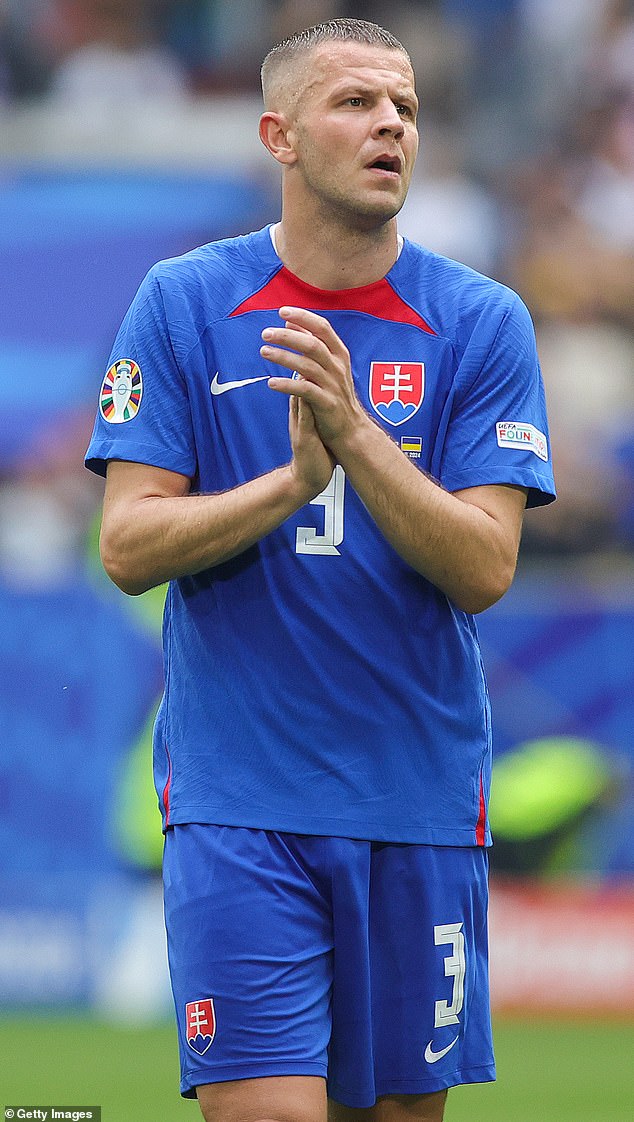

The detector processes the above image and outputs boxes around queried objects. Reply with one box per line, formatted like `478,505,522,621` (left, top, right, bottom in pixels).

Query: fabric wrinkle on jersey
85,224,556,847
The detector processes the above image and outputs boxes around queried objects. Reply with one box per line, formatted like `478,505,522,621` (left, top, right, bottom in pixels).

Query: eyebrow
327,80,418,106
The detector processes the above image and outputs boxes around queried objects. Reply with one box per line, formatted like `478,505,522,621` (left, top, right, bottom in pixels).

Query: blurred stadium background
1,1,633,1118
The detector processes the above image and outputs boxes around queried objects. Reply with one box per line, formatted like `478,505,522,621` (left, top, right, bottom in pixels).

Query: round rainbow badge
100,359,143,423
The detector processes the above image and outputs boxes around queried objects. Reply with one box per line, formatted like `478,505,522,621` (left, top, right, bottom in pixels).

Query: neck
273,209,400,290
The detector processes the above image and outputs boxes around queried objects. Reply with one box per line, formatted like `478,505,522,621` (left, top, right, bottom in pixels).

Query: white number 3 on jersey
295,465,346,556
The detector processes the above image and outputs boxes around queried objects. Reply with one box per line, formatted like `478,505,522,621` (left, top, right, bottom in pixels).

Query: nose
374,98,405,140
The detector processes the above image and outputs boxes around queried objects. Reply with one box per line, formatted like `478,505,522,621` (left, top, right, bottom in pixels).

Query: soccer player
86,18,555,1122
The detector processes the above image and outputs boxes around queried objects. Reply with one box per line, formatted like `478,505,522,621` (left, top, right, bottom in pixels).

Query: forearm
101,463,310,595
331,417,521,613
261,307,526,611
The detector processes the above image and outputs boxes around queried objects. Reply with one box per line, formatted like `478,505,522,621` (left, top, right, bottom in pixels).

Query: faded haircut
261,18,410,110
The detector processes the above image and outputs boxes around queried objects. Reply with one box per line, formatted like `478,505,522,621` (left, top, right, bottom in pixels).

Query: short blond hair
261,17,410,110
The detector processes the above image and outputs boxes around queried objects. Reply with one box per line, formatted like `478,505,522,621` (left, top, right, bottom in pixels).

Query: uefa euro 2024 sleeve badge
99,358,143,423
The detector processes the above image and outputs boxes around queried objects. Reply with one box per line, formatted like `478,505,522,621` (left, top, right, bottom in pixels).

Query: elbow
101,554,152,597
452,561,517,615
110,572,154,598
455,589,506,615
99,528,155,597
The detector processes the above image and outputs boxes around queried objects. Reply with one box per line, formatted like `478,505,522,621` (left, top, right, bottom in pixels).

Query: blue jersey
86,225,555,846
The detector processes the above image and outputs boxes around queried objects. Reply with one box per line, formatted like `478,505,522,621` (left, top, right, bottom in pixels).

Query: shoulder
394,239,533,347
146,226,280,318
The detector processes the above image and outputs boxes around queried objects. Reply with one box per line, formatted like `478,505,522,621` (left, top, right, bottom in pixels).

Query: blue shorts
163,824,495,1108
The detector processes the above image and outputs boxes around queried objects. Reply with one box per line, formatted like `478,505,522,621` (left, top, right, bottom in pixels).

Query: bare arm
263,306,527,614
326,423,526,614
100,395,334,595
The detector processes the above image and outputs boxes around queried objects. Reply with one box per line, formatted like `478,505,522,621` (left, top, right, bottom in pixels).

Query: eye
347,97,364,107
396,103,414,118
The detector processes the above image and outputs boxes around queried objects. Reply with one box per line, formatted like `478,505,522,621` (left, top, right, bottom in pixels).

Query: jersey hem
329,1063,496,1108
181,1059,327,1098
85,442,195,480
163,808,492,847
442,466,556,508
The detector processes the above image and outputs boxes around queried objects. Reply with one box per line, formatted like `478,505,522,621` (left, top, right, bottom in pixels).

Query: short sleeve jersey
86,225,555,846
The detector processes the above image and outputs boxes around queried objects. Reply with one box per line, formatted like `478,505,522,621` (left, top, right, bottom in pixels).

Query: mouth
367,154,402,176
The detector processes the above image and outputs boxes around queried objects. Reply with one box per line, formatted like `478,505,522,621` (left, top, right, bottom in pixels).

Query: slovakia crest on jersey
369,362,425,427
186,998,216,1055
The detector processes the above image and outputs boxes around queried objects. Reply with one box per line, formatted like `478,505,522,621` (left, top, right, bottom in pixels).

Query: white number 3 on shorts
433,921,466,1027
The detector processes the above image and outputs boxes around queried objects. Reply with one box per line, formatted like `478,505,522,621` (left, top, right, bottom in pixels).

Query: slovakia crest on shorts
186,998,216,1055
369,361,425,427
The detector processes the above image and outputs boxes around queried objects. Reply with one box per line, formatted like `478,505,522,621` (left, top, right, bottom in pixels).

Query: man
86,18,555,1122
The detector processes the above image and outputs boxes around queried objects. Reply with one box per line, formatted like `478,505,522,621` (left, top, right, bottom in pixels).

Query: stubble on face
270,42,418,231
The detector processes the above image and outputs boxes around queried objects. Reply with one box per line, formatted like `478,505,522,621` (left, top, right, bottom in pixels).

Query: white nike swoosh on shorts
424,1036,459,1064
210,372,270,395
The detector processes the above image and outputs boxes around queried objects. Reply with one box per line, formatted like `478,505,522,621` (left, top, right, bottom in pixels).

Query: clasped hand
261,306,364,498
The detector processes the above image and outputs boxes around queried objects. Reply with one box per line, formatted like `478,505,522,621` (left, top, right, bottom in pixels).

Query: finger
284,319,314,336
267,373,314,397
261,344,328,385
261,325,329,362
296,397,318,432
277,306,349,356
289,392,318,427
278,306,331,332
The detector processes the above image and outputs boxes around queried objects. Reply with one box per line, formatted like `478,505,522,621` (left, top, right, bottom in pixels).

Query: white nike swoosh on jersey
424,1036,459,1064
210,372,270,395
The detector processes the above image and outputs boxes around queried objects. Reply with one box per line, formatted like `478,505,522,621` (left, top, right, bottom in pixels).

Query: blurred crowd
1,0,634,577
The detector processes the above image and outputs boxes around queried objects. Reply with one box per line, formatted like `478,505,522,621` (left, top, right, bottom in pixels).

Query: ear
259,111,298,166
